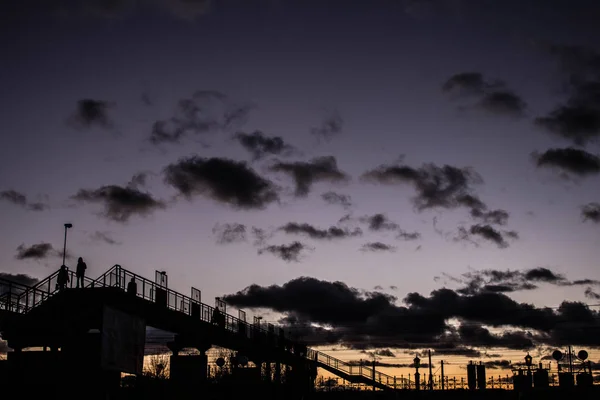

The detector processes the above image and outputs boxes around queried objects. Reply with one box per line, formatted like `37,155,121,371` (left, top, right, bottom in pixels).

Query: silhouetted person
75,257,87,288
127,277,137,295
212,306,225,327
57,265,69,291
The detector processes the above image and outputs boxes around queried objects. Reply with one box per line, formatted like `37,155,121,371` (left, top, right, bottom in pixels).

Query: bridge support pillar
169,341,211,398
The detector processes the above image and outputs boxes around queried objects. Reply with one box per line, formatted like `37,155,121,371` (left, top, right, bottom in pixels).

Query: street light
62,223,73,266
525,353,532,368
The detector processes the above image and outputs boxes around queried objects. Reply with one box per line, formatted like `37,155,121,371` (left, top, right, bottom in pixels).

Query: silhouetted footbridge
0,265,398,397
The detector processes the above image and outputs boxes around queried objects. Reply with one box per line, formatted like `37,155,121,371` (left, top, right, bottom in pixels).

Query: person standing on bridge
76,257,87,288
57,265,69,291
127,277,137,295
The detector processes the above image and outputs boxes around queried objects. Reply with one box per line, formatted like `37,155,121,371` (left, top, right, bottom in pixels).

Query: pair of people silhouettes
56,257,87,290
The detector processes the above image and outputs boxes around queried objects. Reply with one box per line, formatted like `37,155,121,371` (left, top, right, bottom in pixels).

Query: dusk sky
2,0,600,375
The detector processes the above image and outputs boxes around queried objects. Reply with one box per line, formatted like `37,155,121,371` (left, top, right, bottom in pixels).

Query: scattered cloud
149,90,253,145
0,190,49,211
279,222,362,240
321,191,352,209
535,46,600,146
442,72,526,117
15,243,65,261
360,214,399,231
251,226,269,246
90,231,121,245
67,99,115,130
234,131,294,160
456,224,518,249
257,241,311,262
71,185,166,223
212,223,247,244
440,267,600,296
585,288,600,300
360,242,396,252
128,172,150,189
533,148,600,177
270,156,349,197
361,162,483,211
581,202,600,223
311,110,343,141
163,156,279,209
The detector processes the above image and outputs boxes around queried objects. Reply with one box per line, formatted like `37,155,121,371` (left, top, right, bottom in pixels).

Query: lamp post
414,355,421,391
62,223,73,266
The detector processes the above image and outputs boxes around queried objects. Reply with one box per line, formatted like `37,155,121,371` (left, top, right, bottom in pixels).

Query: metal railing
308,349,397,389
83,265,299,353
12,268,96,313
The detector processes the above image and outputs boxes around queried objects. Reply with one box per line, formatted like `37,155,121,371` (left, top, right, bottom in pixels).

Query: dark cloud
357,213,421,241
483,360,512,370
535,46,600,146
374,349,395,358
212,223,247,244
533,148,600,177
15,243,61,261
72,185,165,223
458,324,534,350
360,214,399,232
442,72,492,95
469,208,510,225
443,267,599,296
251,227,269,246
67,99,114,130
396,230,421,241
128,172,149,189
257,242,310,262
456,224,517,249
233,131,294,160
361,162,482,211
90,231,121,245
363,162,515,241
163,156,278,209
360,242,396,252
224,276,600,350
0,190,49,211
584,288,600,300
280,222,362,240
311,110,343,141
443,73,525,116
581,202,600,223
478,90,527,116
150,90,253,145
0,272,39,288
321,191,352,210
270,156,349,197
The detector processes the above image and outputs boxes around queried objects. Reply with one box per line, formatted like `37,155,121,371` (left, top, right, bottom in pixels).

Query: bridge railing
310,349,396,388
90,265,295,351
13,268,96,313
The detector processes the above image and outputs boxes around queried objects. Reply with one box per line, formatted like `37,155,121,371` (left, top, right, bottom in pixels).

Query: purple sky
1,0,600,373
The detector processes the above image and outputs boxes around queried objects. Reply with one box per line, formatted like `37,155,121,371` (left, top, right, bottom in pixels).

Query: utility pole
428,350,433,390
441,360,445,390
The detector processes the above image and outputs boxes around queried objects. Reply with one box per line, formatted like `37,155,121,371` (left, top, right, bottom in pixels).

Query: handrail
309,349,398,389
14,268,96,313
